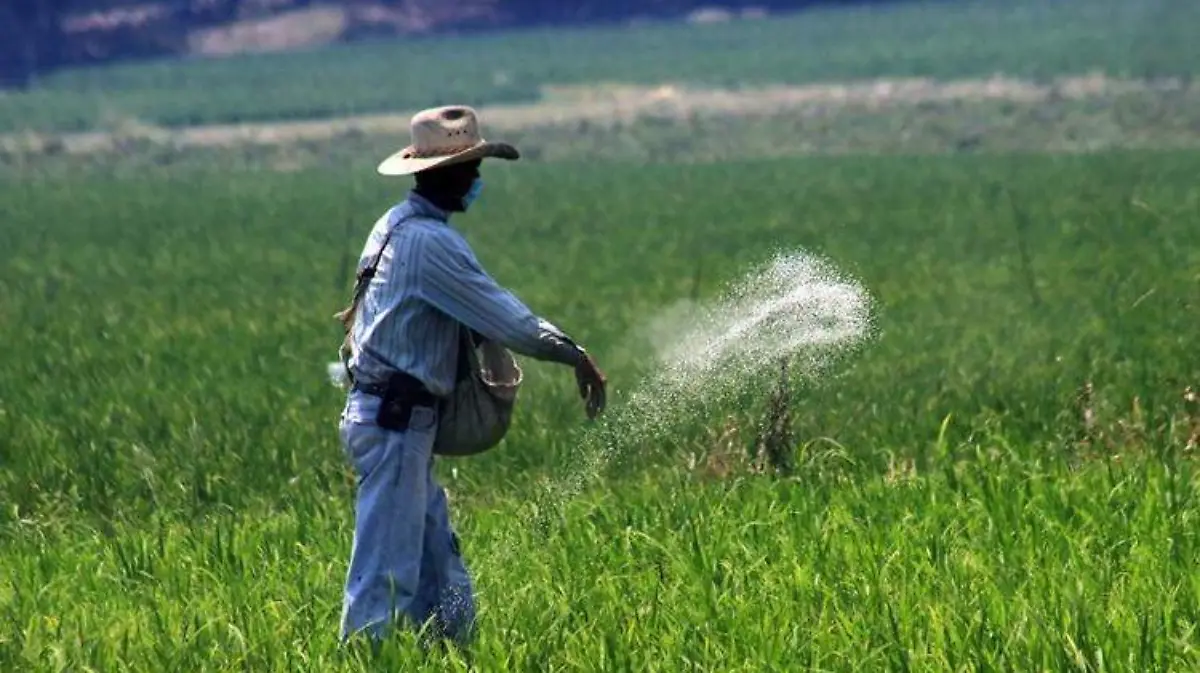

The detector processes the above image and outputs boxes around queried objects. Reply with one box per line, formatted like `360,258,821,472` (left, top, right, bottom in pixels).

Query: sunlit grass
1,149,1198,669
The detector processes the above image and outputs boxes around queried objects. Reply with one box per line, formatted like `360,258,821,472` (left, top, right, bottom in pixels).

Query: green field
3,0,1200,669
2,149,1199,669
1,0,1198,133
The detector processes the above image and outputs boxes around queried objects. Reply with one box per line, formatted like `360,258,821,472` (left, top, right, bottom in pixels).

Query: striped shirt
347,192,585,396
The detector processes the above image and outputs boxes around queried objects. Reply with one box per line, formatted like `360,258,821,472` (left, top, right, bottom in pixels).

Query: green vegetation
2,0,1198,667
2,0,1197,133
2,150,1199,670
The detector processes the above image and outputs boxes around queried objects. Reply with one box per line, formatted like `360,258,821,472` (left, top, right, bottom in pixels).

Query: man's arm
415,228,586,367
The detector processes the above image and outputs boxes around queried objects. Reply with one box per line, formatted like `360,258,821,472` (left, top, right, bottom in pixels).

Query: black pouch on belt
375,372,438,432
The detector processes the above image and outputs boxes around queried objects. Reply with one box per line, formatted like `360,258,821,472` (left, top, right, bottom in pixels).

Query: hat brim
377,140,520,177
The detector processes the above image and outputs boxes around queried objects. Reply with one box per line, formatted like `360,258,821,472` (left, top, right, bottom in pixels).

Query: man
335,105,607,648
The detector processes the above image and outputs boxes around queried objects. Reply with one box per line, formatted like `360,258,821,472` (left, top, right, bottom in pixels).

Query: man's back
348,195,463,396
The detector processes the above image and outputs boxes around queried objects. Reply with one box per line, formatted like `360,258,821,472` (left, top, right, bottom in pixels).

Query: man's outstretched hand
574,352,607,420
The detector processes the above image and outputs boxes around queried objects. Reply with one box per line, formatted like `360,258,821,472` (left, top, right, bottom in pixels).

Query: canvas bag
335,212,523,457
434,324,523,456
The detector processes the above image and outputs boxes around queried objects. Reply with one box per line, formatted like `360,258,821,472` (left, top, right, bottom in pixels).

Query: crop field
3,0,1200,671
3,150,1199,670
1,0,1198,133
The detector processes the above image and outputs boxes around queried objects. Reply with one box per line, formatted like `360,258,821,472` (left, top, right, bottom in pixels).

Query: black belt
352,371,438,407
351,380,390,397
353,370,440,433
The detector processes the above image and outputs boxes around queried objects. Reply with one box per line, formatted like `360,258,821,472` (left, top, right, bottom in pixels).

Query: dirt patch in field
1,73,1193,160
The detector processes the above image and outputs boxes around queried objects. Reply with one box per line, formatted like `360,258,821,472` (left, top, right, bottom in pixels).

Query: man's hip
347,369,441,433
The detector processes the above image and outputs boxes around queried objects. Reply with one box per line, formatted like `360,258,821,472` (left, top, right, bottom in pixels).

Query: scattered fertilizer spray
325,248,875,574
525,249,875,533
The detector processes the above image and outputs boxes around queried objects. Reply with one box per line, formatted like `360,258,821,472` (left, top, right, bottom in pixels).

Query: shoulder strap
336,211,412,334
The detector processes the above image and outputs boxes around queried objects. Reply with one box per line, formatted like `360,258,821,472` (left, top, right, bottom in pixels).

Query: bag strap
454,323,477,384
335,212,417,389
336,211,412,335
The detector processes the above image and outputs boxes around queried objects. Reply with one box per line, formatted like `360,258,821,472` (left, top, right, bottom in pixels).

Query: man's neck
411,186,461,215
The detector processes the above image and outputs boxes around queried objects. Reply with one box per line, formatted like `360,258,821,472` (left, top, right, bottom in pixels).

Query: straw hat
377,105,519,176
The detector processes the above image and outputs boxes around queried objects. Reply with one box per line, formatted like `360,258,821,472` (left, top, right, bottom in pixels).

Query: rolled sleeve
415,228,584,367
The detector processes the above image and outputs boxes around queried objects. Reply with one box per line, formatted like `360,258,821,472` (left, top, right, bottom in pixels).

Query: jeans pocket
343,420,387,480
400,405,439,461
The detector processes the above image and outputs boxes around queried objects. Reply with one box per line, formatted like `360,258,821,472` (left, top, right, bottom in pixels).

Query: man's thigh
340,398,440,638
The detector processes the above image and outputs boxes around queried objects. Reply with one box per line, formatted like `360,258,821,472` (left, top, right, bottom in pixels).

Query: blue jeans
338,390,475,646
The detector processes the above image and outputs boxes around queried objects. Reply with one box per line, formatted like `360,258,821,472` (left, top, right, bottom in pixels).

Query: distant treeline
0,0,916,88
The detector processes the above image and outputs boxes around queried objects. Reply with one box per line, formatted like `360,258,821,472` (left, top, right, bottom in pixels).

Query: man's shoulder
394,213,469,251
392,215,456,246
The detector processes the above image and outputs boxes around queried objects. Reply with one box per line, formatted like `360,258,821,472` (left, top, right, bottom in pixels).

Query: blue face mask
462,178,484,210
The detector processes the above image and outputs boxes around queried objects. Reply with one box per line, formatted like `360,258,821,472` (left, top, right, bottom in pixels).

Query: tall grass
2,151,1198,669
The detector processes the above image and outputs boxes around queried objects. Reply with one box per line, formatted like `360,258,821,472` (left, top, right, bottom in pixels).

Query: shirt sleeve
415,227,586,367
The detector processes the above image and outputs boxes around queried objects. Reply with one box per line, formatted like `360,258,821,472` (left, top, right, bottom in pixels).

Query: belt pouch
375,374,432,431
